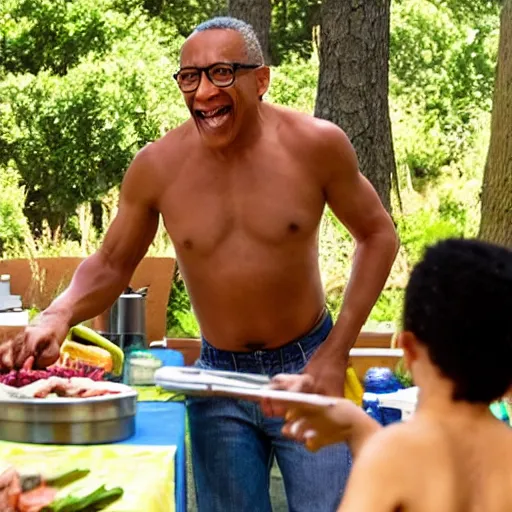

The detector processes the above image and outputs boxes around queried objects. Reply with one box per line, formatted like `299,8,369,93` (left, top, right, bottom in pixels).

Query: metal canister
91,288,148,357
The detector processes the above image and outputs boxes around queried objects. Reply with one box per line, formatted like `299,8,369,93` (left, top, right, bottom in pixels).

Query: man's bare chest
156,158,325,255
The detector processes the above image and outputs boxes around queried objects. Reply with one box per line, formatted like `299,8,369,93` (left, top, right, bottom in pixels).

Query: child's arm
281,398,381,457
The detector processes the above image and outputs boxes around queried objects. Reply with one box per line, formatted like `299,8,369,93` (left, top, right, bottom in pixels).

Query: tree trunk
478,0,512,248
228,0,273,65
314,0,396,214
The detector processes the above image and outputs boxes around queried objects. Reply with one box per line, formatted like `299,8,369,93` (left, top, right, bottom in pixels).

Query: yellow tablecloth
0,441,176,512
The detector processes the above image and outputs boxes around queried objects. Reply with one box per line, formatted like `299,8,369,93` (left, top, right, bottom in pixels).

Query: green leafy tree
0,0,140,75
119,0,227,37
0,9,187,233
0,166,28,254
270,0,320,64
390,0,500,184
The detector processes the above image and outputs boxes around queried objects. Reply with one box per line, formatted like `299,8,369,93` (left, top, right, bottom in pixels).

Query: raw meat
17,485,57,512
0,363,105,388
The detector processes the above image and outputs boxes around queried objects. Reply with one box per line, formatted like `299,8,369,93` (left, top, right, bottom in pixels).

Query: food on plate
0,376,128,399
41,484,124,512
18,486,57,512
0,463,123,512
60,341,113,374
60,325,124,377
0,365,105,388
0,325,125,389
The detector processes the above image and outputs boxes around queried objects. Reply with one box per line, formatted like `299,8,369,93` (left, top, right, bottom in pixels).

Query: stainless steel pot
92,288,147,341
0,391,137,445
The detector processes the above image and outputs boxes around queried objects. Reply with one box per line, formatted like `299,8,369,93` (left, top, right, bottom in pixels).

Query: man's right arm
45,147,160,328
1,146,161,369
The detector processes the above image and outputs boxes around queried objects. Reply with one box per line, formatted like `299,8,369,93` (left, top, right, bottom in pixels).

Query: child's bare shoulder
338,419,447,511
349,419,442,485
362,417,445,455
486,419,512,459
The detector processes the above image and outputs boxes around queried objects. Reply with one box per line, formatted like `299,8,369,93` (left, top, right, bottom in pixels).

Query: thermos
92,286,148,351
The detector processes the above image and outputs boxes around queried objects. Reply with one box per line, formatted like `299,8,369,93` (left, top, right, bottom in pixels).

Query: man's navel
288,222,300,233
244,341,267,351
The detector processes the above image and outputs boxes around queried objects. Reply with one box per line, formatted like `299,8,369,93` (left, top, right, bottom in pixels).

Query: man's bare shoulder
127,121,196,180
140,120,196,166
120,121,196,203
273,104,349,144
271,104,358,178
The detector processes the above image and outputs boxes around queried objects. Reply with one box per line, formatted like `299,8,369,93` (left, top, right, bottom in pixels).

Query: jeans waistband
198,308,333,377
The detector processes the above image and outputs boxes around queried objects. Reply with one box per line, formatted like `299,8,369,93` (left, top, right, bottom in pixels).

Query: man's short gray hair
193,17,264,65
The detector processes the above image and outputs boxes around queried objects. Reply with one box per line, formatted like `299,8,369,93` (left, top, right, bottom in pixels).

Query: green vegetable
42,485,124,512
68,325,124,376
20,468,90,493
46,469,91,488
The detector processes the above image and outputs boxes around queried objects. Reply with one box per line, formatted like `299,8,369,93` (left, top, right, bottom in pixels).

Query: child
279,238,512,511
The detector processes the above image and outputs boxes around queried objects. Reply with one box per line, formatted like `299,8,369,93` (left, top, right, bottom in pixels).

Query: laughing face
178,29,270,149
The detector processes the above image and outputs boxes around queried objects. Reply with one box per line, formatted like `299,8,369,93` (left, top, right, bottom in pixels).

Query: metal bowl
0,387,137,445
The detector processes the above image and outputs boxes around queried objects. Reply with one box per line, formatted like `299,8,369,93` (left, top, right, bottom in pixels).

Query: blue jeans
187,312,352,512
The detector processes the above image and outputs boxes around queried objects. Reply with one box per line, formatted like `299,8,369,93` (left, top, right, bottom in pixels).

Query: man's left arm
306,123,399,396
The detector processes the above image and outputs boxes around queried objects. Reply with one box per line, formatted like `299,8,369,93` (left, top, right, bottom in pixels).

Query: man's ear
255,66,270,99
397,331,419,372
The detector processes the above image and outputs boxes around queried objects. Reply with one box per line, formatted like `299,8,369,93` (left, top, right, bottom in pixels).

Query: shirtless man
278,238,512,512
0,17,398,511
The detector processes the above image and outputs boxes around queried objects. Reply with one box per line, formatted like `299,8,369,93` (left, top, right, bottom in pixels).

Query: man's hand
261,347,349,418
304,350,348,397
0,314,70,370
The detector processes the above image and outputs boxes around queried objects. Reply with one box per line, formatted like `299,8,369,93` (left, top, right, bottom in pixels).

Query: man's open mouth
195,106,232,129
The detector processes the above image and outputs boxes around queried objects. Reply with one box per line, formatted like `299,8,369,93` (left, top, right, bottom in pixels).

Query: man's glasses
173,62,261,93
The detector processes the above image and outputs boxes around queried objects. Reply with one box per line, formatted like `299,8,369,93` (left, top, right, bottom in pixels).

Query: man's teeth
201,106,229,118
203,114,229,128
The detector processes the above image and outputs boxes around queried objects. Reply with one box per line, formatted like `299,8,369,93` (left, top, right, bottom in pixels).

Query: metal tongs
154,367,338,407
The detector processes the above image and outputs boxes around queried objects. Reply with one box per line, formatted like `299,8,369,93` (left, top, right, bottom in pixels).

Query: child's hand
282,399,381,455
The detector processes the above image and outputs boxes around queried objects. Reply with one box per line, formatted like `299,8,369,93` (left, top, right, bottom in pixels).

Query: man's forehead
180,29,247,67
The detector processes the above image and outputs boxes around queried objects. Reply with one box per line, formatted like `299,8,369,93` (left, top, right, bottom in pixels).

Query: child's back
340,405,512,512
276,238,512,511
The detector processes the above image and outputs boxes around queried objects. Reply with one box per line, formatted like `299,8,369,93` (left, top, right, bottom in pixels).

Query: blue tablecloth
118,349,187,512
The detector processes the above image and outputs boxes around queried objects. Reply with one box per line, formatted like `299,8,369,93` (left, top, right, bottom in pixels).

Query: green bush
1,12,187,232
397,202,466,266
390,0,499,185
0,165,28,254
166,266,201,338
266,57,318,113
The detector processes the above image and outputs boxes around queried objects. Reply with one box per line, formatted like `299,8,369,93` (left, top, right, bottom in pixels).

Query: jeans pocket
185,358,214,406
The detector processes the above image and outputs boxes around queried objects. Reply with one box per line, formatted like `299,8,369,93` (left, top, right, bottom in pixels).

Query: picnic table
0,349,187,512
